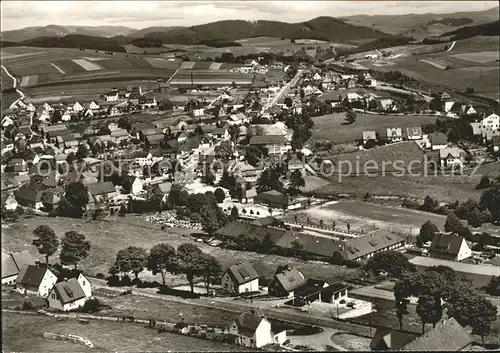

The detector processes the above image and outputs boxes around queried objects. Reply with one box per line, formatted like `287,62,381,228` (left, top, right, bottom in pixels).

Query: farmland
1,215,360,284
310,112,438,144
0,46,174,89
169,69,255,87
2,312,244,352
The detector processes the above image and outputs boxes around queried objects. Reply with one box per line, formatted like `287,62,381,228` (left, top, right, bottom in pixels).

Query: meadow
310,112,438,144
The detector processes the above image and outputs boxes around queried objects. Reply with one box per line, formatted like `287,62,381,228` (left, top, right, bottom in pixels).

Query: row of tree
110,243,221,294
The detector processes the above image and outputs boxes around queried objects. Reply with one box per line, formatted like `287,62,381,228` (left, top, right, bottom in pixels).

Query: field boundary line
1,64,26,108
50,63,66,75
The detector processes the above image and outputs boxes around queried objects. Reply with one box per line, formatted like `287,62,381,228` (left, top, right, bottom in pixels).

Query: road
262,69,302,112
1,64,26,109
446,41,457,52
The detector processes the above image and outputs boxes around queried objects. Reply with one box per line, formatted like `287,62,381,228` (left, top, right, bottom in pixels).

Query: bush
81,298,100,313
345,260,362,268
95,273,106,279
22,300,36,311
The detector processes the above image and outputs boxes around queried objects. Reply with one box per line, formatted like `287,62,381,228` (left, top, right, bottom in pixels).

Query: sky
1,1,498,31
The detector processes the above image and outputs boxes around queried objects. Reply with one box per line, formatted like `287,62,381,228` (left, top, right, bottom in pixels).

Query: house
386,128,403,143
370,328,419,351
347,92,363,102
86,181,116,207
249,135,290,155
73,101,84,113
43,102,54,111
362,131,377,144
213,127,229,140
2,115,14,127
439,147,463,168
122,175,143,195
145,134,164,149
332,231,405,262
104,90,119,102
254,190,291,210
48,276,91,312
440,92,451,100
89,100,100,110
401,318,473,351
460,104,476,115
221,262,259,294
16,265,58,297
151,182,172,201
192,107,205,117
268,266,307,298
428,132,448,150
1,250,35,285
378,99,394,112
2,193,18,210
229,308,287,348
26,103,36,112
443,101,455,113
110,128,129,143
15,183,52,209
428,233,472,261
406,127,423,140
481,113,500,130
215,142,233,160
228,112,249,126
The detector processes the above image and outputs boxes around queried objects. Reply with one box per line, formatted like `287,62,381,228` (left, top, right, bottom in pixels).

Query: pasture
2,313,241,352
451,51,500,63
1,215,360,284
1,67,15,90
310,112,438,144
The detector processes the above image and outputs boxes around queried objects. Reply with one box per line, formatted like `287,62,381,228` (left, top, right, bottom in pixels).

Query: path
1,65,25,109
262,69,302,112
446,41,457,52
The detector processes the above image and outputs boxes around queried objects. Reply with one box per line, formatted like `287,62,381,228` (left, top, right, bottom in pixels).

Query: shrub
198,331,208,339
95,273,106,279
81,298,100,313
22,300,36,311
345,260,362,268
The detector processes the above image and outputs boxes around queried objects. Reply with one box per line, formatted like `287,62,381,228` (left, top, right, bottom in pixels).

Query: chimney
63,277,68,282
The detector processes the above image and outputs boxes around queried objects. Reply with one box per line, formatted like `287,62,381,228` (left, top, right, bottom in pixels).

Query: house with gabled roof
48,275,92,312
362,131,377,144
370,328,419,351
2,250,35,285
332,231,405,262
386,127,403,143
401,318,473,351
86,181,116,208
428,132,448,150
229,307,287,348
428,233,471,262
249,135,290,155
221,262,259,294
16,265,57,297
439,147,464,168
406,127,423,140
268,266,307,298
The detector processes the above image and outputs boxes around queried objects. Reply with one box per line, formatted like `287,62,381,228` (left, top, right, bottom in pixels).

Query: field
1,67,15,90
2,312,244,352
169,69,255,87
0,47,174,89
310,113,438,144
1,215,360,284
284,200,446,236
451,51,500,63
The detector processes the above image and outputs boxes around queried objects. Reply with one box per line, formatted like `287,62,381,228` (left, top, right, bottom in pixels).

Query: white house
460,105,476,115
221,262,259,294
16,265,58,297
192,107,205,117
406,126,423,140
104,91,119,102
48,276,92,311
443,101,455,113
1,250,35,285
386,127,403,142
39,110,51,122
61,111,72,122
16,100,27,109
228,112,249,126
313,72,322,81
347,92,363,102
481,113,500,130
43,103,54,111
123,175,143,195
2,116,14,127
89,101,100,110
26,103,36,112
439,147,463,168
73,101,84,113
428,233,472,262
135,152,154,166
3,193,18,210
229,308,287,348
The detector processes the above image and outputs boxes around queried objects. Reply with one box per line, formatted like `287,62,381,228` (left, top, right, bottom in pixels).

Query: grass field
284,200,446,236
310,113,438,144
451,51,500,63
1,215,360,284
2,312,245,352
1,68,15,90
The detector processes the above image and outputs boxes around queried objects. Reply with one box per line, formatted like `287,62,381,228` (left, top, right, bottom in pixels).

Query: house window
83,281,86,286
52,293,56,299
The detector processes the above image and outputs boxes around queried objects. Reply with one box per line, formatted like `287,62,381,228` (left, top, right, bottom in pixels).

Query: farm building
1,250,35,285
169,70,255,88
370,329,419,351
221,262,259,294
16,265,58,297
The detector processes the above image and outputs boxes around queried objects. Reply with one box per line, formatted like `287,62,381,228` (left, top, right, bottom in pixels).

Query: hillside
141,17,399,45
127,26,186,38
0,25,135,42
341,6,499,40
440,20,500,40
18,34,127,52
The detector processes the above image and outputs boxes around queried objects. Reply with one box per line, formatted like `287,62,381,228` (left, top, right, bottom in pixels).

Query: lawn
1,68,15,90
285,200,447,236
330,333,371,350
1,90,19,110
310,113,438,144
2,312,246,352
1,215,361,284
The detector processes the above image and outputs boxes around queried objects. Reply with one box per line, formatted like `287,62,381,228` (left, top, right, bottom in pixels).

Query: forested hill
440,20,500,40
1,34,127,52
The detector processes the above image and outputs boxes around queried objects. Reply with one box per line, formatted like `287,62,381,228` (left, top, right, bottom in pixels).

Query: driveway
288,327,346,351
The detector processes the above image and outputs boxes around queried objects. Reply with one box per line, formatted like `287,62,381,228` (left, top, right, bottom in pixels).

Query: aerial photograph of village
0,0,499,351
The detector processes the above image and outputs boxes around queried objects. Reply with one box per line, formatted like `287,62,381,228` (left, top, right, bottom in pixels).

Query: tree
111,246,147,279
291,239,303,257
395,297,410,331
118,117,131,131
444,213,462,234
147,243,177,286
219,170,236,191
416,294,442,333
201,254,221,294
365,251,416,278
158,99,173,111
421,195,437,212
480,185,500,223
345,109,357,124
214,188,226,203
32,225,59,265
51,110,62,124
176,243,205,293
75,144,89,160
476,175,491,190
60,231,90,270
284,97,293,108
486,276,500,296
231,206,239,219
65,182,89,214
417,221,438,247
290,170,305,191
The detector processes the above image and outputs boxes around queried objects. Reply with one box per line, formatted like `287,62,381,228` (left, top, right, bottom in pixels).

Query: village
2,17,500,353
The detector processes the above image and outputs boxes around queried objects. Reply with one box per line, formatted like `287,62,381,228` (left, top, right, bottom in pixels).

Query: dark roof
2,250,34,279
272,266,307,293
225,262,259,285
370,328,418,351
86,182,115,196
275,232,337,258
254,190,289,206
15,184,49,203
294,278,328,298
216,220,287,244
252,216,282,227
429,233,466,256
401,318,473,351
146,134,164,144
429,132,448,145
52,278,86,304
249,135,285,145
322,282,349,297
16,265,49,287
335,231,405,261
234,308,266,337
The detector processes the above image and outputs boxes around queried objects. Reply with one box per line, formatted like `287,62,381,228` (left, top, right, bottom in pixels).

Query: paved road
1,64,25,109
262,69,302,112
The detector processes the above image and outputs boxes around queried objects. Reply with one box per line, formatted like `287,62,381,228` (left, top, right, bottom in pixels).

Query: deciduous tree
111,246,148,279
65,182,89,214
60,231,90,270
365,251,416,278
176,243,205,293
444,213,462,234
416,294,443,333
417,221,438,247
201,254,222,294
147,243,177,286
32,225,59,265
